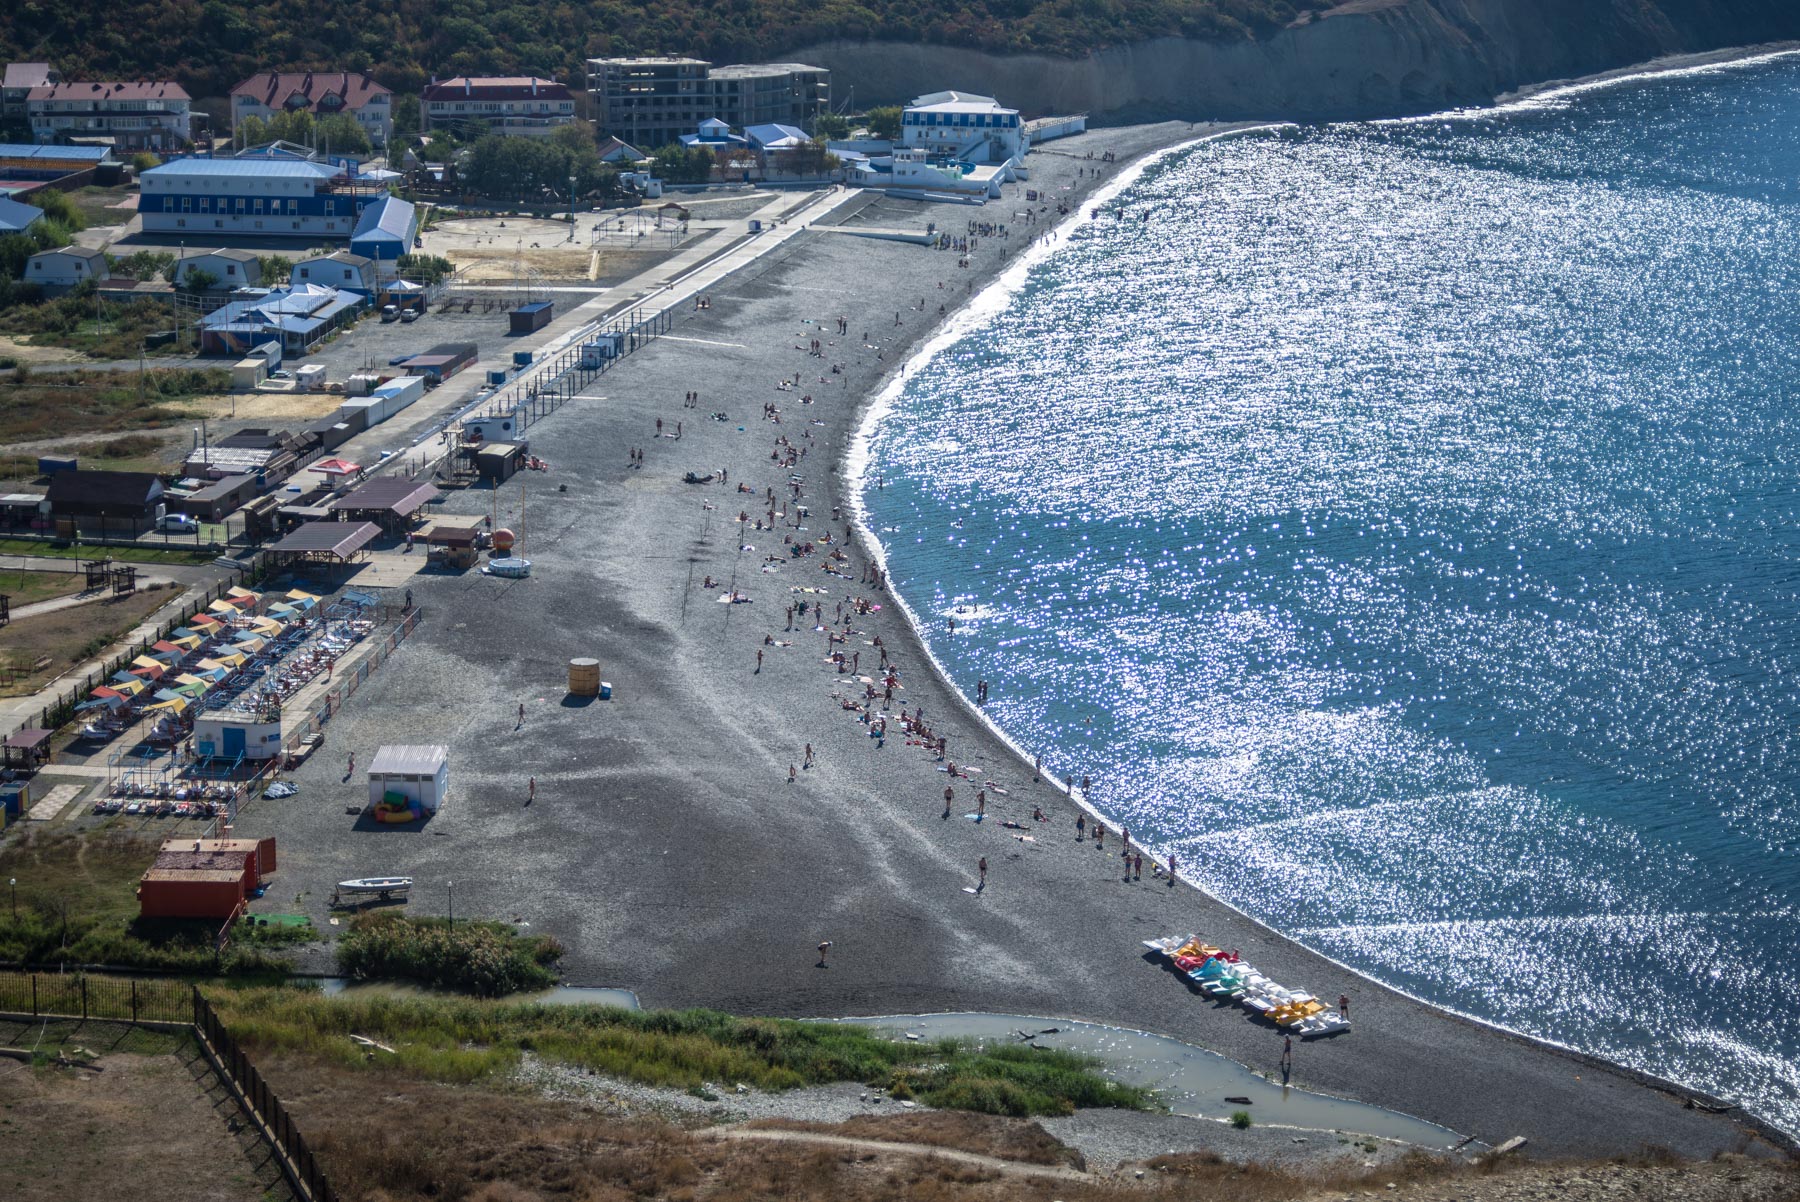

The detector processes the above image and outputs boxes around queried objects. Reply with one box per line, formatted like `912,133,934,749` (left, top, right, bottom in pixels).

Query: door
222,727,246,757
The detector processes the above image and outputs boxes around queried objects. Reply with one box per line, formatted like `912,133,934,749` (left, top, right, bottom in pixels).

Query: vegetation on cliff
0,0,1333,100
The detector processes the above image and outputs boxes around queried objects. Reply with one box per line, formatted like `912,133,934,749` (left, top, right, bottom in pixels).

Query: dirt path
704,1125,1094,1181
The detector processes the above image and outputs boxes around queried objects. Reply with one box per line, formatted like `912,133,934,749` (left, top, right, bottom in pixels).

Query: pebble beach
240,121,1791,1164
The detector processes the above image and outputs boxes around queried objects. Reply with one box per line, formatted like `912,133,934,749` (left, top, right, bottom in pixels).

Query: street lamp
568,171,578,241
8,878,14,921
447,879,454,930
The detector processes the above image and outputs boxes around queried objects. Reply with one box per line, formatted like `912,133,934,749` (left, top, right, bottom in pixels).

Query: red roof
231,71,392,111
422,76,572,102
29,80,190,102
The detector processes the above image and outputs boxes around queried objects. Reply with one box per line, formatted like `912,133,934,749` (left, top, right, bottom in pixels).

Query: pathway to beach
238,123,1786,1163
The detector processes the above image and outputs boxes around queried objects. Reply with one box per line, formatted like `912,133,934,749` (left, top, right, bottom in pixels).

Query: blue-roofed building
348,195,418,265
0,195,43,233
0,142,111,180
679,118,748,150
744,123,809,152
199,284,367,355
138,156,389,240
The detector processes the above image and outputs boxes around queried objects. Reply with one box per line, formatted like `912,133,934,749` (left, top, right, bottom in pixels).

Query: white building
888,148,1010,198
25,246,106,290
367,744,449,814
230,72,394,149
27,79,192,150
291,251,376,294
900,91,1026,165
420,77,575,139
173,249,261,290
138,157,388,240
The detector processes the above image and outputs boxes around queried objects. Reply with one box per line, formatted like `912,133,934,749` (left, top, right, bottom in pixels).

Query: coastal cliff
792,0,1800,120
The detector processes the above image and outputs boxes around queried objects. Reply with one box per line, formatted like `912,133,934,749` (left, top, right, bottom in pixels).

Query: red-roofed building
27,80,192,150
421,76,575,139
230,72,394,148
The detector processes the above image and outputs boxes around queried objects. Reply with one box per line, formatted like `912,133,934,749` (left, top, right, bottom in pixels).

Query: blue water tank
487,369,507,386
512,350,534,368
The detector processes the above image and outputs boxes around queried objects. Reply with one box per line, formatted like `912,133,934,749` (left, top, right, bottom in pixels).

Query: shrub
1230,1109,1253,1128
336,912,562,997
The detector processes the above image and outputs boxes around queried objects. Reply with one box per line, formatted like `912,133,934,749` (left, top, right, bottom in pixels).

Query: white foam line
837,123,1794,1139
1290,910,1792,939
844,123,1285,824
1374,44,1800,126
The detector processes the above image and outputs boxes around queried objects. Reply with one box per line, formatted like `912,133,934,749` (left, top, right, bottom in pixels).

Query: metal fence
0,969,192,1023
193,988,337,1202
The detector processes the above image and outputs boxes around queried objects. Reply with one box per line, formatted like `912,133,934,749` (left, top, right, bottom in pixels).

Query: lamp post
447,879,454,930
568,171,578,242
8,878,14,921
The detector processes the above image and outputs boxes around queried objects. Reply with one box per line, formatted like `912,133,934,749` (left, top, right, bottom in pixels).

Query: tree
866,106,904,140
315,113,373,158
390,96,421,148
234,113,268,150
266,108,315,146
259,255,294,285
130,151,161,173
116,249,175,282
813,112,850,140
397,252,455,284
776,139,839,178
179,268,220,293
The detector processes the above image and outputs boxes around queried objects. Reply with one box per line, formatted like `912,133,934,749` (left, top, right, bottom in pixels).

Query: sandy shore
240,119,1788,1162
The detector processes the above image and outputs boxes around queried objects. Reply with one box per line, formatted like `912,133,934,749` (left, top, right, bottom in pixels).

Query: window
181,196,190,211
300,268,309,279
226,264,236,275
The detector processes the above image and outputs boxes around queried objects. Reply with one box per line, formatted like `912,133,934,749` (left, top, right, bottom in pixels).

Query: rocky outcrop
792,0,1800,121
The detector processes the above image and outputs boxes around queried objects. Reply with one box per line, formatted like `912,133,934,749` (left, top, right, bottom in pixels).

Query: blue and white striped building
137,158,389,240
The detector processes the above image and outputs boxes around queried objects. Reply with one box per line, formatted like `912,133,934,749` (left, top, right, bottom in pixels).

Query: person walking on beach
804,743,814,769
817,940,832,967
527,777,536,805
346,752,355,778
943,784,954,819
1281,1034,1293,1073
1167,852,1178,886
517,702,526,728
1076,813,1086,841
1133,853,1143,882
756,648,764,673
1338,994,1350,1020
976,790,986,819
977,856,988,892
1095,823,1105,850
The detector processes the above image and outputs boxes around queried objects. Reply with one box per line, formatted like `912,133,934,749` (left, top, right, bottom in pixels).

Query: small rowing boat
337,876,413,897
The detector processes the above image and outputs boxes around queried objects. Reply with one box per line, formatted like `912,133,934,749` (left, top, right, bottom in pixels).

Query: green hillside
0,0,1329,99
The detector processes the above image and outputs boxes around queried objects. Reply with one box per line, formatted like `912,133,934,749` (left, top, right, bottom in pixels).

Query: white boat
336,876,413,897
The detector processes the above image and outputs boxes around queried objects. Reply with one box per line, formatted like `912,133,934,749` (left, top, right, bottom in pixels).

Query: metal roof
369,744,448,775
268,520,381,557
330,478,440,515
0,196,42,232
351,195,416,242
0,142,110,163
144,158,341,180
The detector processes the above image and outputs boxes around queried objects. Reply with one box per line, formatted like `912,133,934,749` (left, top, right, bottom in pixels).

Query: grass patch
0,830,297,975
0,568,89,608
208,988,1155,1118
0,537,218,565
0,586,177,694
336,912,563,997
0,363,227,443
0,298,194,362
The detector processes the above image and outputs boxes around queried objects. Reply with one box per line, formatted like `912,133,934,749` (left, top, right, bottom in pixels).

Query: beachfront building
901,91,1026,165
888,147,1011,198
2,63,60,119
0,195,43,233
138,157,388,239
348,195,419,266
27,80,192,151
24,246,106,292
420,77,575,140
586,57,829,151
198,284,367,355
291,250,377,294
230,72,395,149
173,248,262,290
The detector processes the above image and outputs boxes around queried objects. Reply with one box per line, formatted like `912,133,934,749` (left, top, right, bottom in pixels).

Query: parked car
159,513,199,533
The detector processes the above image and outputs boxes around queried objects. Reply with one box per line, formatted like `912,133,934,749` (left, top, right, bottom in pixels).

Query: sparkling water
861,53,1800,1136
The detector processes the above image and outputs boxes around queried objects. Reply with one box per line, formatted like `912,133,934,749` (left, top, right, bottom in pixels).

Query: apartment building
586,57,829,151
230,72,394,148
27,79,192,150
420,77,575,139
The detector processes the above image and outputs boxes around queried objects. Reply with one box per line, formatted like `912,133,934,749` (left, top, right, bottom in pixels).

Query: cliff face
793,0,1800,121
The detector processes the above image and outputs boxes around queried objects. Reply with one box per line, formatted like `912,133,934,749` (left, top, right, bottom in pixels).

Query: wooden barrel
567,658,601,696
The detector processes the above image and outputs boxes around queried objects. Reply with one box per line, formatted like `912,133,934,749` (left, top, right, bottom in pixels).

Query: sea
858,51,1800,1138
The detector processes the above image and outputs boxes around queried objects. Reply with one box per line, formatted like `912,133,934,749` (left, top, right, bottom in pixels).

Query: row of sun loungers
1143,935,1352,1037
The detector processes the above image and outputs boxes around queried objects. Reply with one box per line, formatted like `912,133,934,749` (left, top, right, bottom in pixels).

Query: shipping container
508,302,554,335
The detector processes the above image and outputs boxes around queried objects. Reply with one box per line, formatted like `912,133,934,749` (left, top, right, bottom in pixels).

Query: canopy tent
287,589,322,602
170,680,209,698
166,631,203,650
208,599,246,616
106,676,146,696
190,614,223,631
76,692,127,712
132,654,168,672
227,585,258,602
146,695,189,713
232,635,267,654
312,460,360,479
250,616,285,636
129,663,166,680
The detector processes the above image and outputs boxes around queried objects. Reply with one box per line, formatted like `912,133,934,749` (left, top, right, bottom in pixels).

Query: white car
159,514,199,533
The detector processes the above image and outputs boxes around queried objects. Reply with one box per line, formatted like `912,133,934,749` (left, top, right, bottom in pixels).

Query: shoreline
238,82,1790,1161
839,58,1800,1151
